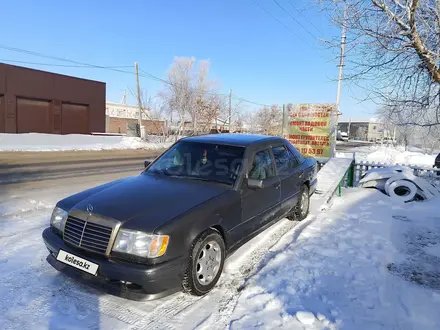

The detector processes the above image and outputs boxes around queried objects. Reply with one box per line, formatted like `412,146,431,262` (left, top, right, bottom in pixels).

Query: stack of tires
359,166,440,202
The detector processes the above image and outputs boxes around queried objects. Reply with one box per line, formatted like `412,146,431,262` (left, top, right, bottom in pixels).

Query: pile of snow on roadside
0,133,174,151
354,145,436,167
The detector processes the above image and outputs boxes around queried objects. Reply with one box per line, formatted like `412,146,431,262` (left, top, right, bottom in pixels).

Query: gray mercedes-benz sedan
42,134,317,300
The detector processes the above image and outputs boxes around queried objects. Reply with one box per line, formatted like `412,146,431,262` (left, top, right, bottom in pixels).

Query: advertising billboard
283,103,335,158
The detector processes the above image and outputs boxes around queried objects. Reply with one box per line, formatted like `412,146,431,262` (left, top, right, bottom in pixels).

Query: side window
288,144,305,163
248,149,275,180
272,145,299,172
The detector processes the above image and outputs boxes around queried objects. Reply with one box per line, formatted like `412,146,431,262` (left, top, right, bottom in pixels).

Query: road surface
0,149,164,185
336,140,373,151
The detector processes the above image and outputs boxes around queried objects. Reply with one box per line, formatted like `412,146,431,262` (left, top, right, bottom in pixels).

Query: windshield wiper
149,168,175,177
178,176,231,185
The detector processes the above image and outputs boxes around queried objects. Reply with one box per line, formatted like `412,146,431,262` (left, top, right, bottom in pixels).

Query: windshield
146,141,245,185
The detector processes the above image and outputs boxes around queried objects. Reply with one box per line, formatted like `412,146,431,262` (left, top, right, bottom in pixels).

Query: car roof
181,133,283,147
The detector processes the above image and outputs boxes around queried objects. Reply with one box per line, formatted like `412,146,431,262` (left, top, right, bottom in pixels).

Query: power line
286,0,324,35
0,45,138,75
271,0,317,40
0,58,132,69
138,67,170,84
139,68,271,106
250,0,314,48
232,94,271,107
0,44,272,108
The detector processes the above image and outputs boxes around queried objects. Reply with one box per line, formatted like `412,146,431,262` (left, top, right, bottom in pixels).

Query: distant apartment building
105,102,166,135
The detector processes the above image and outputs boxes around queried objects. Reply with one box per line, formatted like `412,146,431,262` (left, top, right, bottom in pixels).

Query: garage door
0,95,4,132
17,97,52,133
62,103,88,134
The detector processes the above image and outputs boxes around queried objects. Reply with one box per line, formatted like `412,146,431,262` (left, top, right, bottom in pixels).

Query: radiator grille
63,216,112,254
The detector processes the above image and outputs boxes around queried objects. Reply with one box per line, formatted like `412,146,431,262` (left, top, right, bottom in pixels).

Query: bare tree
396,125,415,150
237,109,258,133
355,126,367,140
159,57,221,136
255,105,283,136
196,94,225,133
323,0,440,126
418,126,440,153
159,57,195,136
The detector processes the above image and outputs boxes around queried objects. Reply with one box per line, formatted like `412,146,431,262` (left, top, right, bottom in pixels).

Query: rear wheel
182,229,225,296
287,184,310,221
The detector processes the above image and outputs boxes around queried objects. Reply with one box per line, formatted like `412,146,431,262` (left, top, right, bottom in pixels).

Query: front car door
271,144,303,217
239,148,281,240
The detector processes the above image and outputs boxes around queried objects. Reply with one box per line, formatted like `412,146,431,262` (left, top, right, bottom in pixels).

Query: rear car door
240,148,281,239
271,144,302,217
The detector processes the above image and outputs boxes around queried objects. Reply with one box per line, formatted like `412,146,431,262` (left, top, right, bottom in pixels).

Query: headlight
112,229,169,258
50,207,68,232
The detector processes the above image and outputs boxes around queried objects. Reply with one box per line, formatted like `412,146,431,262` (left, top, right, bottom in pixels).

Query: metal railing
354,161,440,186
317,157,439,187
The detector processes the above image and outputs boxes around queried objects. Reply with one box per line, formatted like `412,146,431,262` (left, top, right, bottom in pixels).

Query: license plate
57,250,99,276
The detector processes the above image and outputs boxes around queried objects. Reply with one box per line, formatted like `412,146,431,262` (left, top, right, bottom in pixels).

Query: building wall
367,122,383,142
0,63,105,134
106,102,150,120
106,116,165,135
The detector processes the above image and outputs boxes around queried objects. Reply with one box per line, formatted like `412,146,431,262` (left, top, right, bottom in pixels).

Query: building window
373,125,376,130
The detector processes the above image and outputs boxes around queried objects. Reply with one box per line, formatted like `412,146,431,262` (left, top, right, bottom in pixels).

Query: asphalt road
335,140,373,151
0,149,165,186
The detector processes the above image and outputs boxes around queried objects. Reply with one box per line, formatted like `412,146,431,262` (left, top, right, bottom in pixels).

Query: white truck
338,131,349,142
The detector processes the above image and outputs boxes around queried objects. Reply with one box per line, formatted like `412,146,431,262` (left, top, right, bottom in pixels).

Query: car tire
287,184,310,221
182,229,225,296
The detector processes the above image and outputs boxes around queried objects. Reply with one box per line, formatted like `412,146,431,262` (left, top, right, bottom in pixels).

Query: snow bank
354,145,437,167
0,133,174,151
230,189,440,329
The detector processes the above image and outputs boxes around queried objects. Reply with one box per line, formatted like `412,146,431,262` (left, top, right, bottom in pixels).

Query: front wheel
182,229,225,296
287,184,310,221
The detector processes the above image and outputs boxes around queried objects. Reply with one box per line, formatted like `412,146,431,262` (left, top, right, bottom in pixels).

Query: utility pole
121,88,127,104
332,4,347,157
282,104,286,137
135,62,143,139
348,117,351,138
228,89,232,133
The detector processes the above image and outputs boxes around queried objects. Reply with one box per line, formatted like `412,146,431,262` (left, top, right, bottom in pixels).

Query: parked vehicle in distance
340,132,349,142
42,134,318,300
337,131,349,142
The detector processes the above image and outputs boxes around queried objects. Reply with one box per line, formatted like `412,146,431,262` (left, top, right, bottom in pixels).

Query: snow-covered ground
230,189,440,329
0,133,176,151
2,173,440,329
351,145,437,167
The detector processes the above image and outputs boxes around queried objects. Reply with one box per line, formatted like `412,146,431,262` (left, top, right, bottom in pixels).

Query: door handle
274,182,280,189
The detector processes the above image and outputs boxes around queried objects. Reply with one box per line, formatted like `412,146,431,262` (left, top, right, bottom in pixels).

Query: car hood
67,174,229,231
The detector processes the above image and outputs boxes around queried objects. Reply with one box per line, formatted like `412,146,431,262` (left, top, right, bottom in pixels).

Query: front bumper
42,227,184,301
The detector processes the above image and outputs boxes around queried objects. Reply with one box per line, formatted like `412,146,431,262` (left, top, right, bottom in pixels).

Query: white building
105,102,164,135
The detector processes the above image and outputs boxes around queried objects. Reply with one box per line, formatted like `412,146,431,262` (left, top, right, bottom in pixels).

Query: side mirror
144,160,151,168
247,178,264,189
